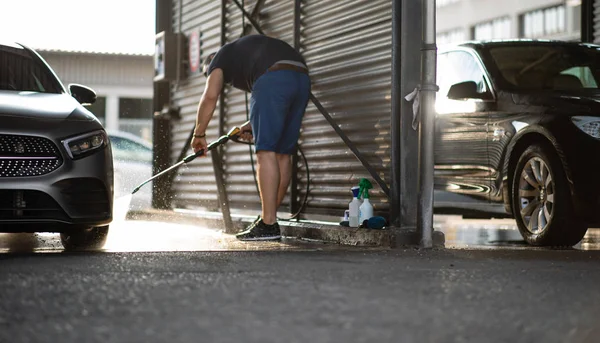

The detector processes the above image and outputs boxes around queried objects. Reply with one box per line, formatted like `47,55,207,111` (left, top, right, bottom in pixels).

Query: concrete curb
126,209,445,248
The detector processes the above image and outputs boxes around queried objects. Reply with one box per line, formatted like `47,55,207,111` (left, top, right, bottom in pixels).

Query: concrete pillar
105,94,119,131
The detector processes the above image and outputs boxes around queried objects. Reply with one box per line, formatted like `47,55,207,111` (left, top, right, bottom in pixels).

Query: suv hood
0,90,95,121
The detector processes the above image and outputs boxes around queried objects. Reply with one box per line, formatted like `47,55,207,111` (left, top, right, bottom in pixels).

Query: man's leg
276,153,292,207
256,150,280,225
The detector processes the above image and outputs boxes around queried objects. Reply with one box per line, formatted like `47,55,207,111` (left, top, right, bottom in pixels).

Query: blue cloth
250,69,310,154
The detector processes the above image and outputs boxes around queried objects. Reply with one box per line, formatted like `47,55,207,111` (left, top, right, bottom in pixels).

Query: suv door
434,50,493,210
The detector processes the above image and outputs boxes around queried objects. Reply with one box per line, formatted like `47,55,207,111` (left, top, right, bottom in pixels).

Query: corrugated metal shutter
168,0,392,222
220,0,296,215
170,0,223,210
594,0,600,43
299,0,392,218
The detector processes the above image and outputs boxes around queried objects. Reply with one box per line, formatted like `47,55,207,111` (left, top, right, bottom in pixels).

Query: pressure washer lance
131,122,250,195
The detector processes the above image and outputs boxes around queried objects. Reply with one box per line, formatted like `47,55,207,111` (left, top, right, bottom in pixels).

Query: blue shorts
250,69,311,154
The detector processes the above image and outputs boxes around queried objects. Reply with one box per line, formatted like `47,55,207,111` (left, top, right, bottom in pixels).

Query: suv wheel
60,225,109,251
511,143,587,246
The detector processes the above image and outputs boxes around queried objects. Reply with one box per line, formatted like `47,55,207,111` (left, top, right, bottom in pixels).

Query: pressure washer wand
131,122,247,195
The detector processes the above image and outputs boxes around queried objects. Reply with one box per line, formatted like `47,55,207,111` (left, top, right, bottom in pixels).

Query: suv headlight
571,116,600,139
62,130,107,159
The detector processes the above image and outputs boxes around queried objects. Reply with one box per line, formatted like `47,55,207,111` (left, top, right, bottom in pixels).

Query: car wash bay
3,0,600,342
151,0,443,247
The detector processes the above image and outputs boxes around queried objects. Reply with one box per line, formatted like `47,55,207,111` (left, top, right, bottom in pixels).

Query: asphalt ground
1,216,600,343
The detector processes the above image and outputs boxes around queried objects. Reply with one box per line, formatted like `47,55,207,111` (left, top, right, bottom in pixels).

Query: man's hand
191,136,208,156
237,122,253,143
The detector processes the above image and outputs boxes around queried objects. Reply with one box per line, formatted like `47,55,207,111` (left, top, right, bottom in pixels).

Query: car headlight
571,116,600,139
62,130,107,159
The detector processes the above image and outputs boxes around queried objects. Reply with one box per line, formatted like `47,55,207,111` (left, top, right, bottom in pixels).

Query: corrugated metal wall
168,0,392,221
170,0,222,210
300,0,392,218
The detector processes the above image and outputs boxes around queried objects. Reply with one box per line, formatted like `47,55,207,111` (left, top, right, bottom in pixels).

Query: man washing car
191,34,311,241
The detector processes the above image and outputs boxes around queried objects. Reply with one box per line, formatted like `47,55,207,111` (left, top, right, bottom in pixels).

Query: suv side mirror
447,81,483,100
69,83,97,105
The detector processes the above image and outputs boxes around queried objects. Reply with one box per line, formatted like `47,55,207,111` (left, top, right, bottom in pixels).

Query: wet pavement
1,214,599,253
2,214,600,343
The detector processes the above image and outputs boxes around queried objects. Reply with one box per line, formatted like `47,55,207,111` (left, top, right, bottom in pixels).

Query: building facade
437,0,582,45
39,50,154,142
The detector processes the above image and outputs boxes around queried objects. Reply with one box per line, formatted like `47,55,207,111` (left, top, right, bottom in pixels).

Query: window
487,45,600,91
472,17,511,40
119,98,153,119
0,46,62,93
521,5,566,38
436,51,490,114
109,136,153,164
437,0,459,8
87,96,106,120
560,67,597,88
438,29,467,45
438,51,489,95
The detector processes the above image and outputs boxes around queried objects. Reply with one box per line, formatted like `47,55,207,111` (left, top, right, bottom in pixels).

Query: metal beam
152,0,174,209
289,0,302,217
391,0,421,228
242,0,267,37
230,0,390,197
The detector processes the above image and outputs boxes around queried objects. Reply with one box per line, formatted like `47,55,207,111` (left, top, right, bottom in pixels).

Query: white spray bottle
348,186,361,227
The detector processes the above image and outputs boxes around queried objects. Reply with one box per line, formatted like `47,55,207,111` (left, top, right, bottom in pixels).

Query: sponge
367,216,387,229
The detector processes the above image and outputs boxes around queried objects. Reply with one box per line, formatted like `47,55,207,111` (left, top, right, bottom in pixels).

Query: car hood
511,90,600,116
0,90,96,121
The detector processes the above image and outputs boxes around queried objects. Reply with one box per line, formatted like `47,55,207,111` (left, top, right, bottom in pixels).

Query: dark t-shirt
207,35,306,92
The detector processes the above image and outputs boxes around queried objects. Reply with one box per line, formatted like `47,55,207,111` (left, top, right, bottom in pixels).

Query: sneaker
236,219,281,241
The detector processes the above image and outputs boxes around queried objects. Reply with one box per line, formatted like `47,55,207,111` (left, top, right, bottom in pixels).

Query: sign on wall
188,31,201,75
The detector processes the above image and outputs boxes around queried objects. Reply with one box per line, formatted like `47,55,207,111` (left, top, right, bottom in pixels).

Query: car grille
0,190,68,220
0,134,62,177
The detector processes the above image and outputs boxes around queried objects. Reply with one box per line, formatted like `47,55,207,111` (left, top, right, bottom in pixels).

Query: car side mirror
69,83,97,106
447,81,483,100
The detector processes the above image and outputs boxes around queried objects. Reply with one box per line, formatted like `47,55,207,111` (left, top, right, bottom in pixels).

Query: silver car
0,41,113,250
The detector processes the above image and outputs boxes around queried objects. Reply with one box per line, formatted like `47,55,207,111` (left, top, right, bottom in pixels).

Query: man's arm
194,68,224,136
191,69,224,153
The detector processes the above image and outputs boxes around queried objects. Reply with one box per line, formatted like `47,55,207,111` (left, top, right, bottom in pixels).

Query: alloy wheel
518,157,554,235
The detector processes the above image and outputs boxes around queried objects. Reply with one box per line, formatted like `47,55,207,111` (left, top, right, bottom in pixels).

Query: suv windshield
0,45,62,93
486,44,600,91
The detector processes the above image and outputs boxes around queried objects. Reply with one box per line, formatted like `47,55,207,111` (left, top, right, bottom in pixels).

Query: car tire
511,143,587,246
60,225,109,251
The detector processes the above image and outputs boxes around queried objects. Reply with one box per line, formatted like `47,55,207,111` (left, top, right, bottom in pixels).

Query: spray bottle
358,178,373,225
348,186,361,227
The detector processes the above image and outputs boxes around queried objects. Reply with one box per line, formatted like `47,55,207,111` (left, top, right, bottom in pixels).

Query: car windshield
0,45,62,93
486,45,600,91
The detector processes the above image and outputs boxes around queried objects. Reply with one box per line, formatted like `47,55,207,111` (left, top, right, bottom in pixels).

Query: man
191,34,311,241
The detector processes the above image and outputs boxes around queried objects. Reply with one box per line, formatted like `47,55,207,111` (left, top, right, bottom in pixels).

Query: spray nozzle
358,178,373,199
351,186,360,198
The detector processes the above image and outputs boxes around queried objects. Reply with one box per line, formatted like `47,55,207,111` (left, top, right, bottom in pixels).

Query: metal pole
417,0,437,248
399,0,421,230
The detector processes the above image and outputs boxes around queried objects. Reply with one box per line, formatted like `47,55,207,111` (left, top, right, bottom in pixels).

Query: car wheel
60,225,109,251
511,143,587,246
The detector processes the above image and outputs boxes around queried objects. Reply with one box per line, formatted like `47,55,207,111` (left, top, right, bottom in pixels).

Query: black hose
230,136,310,221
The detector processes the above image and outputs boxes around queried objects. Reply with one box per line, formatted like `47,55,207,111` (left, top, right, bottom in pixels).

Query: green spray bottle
358,178,373,225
